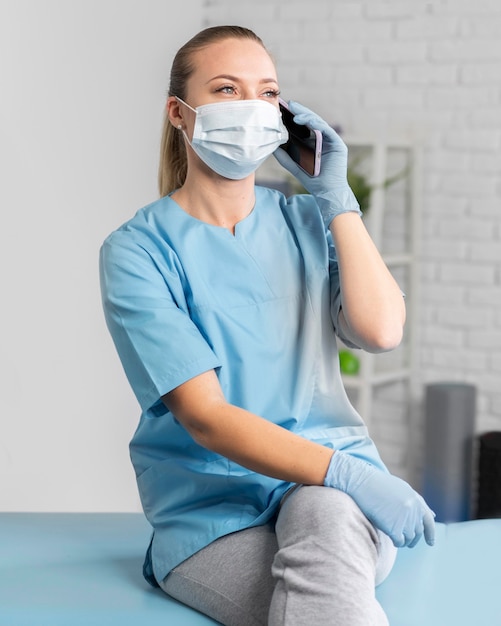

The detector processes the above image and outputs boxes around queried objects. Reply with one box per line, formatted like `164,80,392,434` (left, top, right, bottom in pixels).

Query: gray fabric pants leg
159,485,396,626
161,522,278,626
268,486,395,625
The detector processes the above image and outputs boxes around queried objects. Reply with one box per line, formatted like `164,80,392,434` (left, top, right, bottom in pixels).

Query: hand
273,100,361,228
324,450,436,548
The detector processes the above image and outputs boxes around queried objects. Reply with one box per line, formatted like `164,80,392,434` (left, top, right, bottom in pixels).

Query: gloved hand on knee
324,450,436,548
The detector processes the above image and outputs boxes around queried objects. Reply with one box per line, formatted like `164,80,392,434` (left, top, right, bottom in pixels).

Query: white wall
3,0,500,511
0,0,203,511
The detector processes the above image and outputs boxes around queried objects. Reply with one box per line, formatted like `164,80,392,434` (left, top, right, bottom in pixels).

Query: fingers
423,507,436,546
286,99,316,118
407,522,424,548
404,508,435,549
388,497,436,549
391,523,421,549
272,146,304,179
390,532,406,549
389,517,418,548
286,100,344,146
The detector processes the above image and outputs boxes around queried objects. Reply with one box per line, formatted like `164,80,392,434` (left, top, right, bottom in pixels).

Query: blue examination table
0,513,500,625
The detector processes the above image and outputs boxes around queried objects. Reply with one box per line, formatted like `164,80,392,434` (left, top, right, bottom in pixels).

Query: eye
215,85,237,95
262,88,281,99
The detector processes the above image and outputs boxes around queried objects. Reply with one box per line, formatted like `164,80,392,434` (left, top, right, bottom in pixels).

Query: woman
99,25,434,626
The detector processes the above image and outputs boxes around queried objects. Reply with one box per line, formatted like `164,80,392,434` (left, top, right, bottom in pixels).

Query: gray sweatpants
160,486,397,625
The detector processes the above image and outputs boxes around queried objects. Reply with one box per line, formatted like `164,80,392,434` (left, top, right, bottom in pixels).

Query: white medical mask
176,97,289,180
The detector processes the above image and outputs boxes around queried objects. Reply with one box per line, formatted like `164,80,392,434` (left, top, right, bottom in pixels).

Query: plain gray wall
0,1,203,511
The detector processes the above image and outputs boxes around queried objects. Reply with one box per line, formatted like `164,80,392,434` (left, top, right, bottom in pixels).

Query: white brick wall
203,0,501,485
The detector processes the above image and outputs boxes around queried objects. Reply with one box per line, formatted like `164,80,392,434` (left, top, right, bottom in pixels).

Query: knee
276,486,379,556
282,486,365,527
272,486,382,601
273,486,379,585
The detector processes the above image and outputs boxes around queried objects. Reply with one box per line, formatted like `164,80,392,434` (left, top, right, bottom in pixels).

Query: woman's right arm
162,368,334,486
163,368,435,548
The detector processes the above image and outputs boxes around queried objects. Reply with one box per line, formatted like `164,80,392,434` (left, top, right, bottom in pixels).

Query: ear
166,96,185,130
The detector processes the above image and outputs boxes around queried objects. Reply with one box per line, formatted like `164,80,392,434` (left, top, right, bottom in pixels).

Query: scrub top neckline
167,189,259,238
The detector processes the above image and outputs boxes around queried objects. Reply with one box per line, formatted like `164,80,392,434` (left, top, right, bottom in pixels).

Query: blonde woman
100,25,434,626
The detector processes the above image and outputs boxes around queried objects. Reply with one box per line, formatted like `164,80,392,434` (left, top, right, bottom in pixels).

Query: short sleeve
327,231,361,350
99,233,221,412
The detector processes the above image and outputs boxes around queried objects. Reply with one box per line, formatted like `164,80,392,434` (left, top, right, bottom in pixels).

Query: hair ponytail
158,111,187,198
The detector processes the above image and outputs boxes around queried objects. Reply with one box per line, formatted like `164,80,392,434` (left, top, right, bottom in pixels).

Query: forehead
190,37,278,83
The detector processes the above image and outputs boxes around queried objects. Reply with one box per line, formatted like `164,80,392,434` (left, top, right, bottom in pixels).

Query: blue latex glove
274,100,361,228
324,450,436,548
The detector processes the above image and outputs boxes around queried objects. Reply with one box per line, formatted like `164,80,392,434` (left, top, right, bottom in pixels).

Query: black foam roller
476,431,501,519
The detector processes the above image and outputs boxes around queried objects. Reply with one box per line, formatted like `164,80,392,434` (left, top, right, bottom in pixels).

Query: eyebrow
206,74,278,85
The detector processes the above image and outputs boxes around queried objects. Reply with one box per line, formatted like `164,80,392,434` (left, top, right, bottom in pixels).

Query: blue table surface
0,513,217,625
1,513,500,626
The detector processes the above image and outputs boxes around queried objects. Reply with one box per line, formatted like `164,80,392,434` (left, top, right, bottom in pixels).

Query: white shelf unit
339,136,422,432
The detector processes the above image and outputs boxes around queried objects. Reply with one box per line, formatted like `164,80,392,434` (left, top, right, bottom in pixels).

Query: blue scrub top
99,185,387,585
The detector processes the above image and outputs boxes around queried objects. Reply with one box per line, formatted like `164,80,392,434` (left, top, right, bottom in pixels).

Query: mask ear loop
174,117,191,148
175,96,197,113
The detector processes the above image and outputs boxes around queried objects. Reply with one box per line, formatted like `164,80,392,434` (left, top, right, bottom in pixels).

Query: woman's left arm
330,212,406,353
274,100,405,353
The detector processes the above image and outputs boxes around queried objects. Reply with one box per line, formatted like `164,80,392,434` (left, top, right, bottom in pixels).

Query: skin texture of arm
162,369,334,485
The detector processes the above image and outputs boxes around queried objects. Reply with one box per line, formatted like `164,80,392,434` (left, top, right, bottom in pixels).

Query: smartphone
279,99,322,177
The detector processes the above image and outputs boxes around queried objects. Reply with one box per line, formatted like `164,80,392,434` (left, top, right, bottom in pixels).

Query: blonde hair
158,25,267,198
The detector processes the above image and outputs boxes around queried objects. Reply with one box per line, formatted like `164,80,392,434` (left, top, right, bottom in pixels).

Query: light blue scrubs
99,186,388,586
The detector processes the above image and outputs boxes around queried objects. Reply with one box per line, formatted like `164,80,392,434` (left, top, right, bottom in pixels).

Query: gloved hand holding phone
324,450,436,548
274,100,361,228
